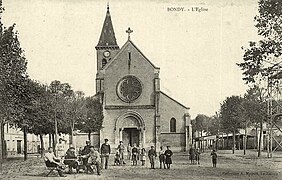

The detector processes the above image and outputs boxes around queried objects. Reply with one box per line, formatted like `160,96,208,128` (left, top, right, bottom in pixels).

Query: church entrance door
122,128,140,146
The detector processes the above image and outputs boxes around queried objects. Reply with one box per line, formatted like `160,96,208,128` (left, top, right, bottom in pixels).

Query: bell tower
95,4,120,93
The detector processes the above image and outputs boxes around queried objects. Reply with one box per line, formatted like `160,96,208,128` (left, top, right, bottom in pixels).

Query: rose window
117,75,142,103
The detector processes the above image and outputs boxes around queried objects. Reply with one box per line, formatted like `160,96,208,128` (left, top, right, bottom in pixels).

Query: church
94,5,192,151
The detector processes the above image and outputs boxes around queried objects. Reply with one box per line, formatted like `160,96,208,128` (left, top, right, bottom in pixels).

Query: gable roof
103,39,160,70
160,91,190,110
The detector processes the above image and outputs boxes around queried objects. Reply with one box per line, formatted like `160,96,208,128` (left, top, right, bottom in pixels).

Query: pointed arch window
102,58,107,68
170,118,176,132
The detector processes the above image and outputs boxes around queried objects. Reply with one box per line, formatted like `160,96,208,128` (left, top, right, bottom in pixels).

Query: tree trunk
237,135,240,150
244,123,247,155
226,136,229,149
254,126,257,150
52,134,55,150
1,121,4,159
39,134,44,157
88,132,91,142
23,126,27,161
221,133,224,150
0,120,3,173
200,130,203,152
49,133,52,148
232,130,235,154
70,123,74,146
258,120,263,157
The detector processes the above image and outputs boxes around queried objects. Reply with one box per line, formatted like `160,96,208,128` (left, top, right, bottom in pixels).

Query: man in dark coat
189,146,196,164
148,146,157,169
210,149,218,167
81,140,91,172
117,141,125,165
100,138,111,169
164,146,173,169
64,146,78,174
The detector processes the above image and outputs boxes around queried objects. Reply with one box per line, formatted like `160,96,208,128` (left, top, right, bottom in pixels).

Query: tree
24,81,54,157
0,2,29,168
194,114,209,150
237,0,282,157
220,96,244,154
64,91,86,145
242,86,267,156
77,95,103,142
49,80,73,150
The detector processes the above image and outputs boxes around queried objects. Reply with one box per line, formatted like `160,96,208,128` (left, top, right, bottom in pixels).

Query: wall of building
4,124,49,157
103,42,156,107
159,92,189,151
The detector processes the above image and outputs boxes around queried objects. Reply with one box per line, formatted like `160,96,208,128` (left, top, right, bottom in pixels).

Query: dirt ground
0,150,281,180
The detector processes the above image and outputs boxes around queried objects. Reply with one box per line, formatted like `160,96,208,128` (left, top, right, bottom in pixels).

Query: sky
2,0,260,118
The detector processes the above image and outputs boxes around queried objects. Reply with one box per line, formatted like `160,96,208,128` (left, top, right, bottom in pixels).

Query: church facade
95,6,192,151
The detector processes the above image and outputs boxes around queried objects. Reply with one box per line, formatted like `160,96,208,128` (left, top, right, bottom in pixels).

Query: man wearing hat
100,138,111,169
117,141,125,165
81,140,91,172
164,146,173,169
148,146,157,169
64,146,78,174
82,141,91,155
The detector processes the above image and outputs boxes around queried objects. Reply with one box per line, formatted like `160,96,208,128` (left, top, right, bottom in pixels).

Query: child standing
210,149,217,167
114,151,121,166
132,143,138,166
140,148,146,166
164,146,173,169
195,148,201,165
127,144,132,160
159,146,166,169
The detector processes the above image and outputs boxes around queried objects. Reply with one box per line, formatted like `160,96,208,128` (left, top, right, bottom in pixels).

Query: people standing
127,144,132,160
189,146,196,165
140,148,146,166
100,138,111,169
148,146,157,169
164,146,173,169
159,146,166,169
195,148,201,165
117,141,125,165
210,149,218,167
55,138,66,159
132,143,138,166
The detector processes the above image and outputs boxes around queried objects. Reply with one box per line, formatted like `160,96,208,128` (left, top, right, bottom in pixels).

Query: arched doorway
115,111,145,146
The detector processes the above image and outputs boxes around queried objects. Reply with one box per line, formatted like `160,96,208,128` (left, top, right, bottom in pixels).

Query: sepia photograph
0,0,281,179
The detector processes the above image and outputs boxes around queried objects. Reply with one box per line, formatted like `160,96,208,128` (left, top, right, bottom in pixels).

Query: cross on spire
126,27,133,40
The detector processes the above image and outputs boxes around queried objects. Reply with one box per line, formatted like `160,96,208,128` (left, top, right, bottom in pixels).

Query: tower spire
95,3,119,50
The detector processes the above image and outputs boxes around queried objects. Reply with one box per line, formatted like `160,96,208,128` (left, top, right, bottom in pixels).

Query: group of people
113,141,173,169
149,145,173,169
189,146,218,168
44,138,102,177
44,137,218,177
